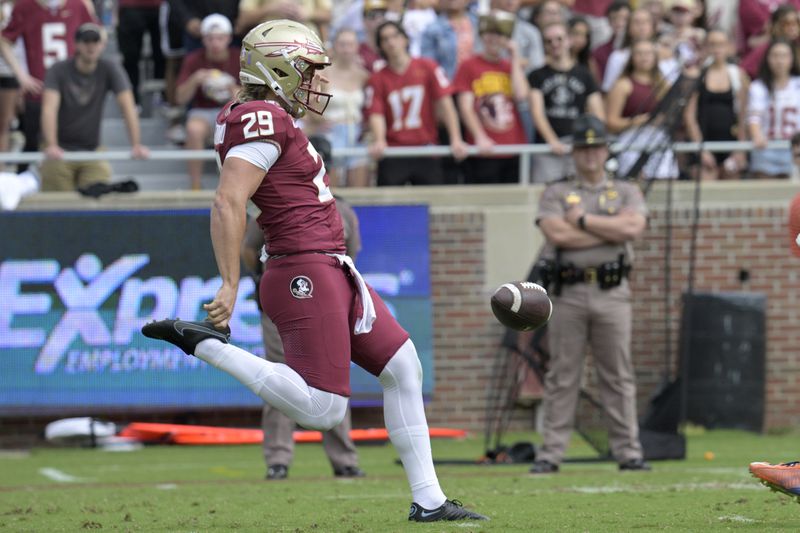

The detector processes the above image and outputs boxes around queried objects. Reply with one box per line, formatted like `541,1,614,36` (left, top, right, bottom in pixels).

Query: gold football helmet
240,19,332,118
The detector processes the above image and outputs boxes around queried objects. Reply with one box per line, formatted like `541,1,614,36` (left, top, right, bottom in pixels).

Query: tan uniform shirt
536,176,648,268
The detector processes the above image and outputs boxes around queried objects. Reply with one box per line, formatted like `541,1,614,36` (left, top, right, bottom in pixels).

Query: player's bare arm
204,157,264,329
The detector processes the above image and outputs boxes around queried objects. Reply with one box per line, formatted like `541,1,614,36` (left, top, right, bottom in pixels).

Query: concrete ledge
16,180,796,212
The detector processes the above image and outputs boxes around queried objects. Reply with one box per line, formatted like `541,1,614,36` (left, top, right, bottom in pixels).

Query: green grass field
2,428,799,532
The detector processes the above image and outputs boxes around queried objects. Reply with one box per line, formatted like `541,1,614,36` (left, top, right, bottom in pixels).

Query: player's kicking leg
377,339,488,522
141,319,348,431
750,461,800,503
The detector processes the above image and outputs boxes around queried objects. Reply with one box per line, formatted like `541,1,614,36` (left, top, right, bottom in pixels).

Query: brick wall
423,202,798,433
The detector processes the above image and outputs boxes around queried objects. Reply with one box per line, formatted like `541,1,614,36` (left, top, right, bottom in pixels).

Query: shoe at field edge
266,464,288,480
618,458,652,471
750,461,800,503
408,499,488,522
529,459,559,474
141,319,230,355
333,466,366,478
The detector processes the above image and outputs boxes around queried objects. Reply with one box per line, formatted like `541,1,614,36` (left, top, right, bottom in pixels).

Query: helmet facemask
252,50,331,118
292,57,332,116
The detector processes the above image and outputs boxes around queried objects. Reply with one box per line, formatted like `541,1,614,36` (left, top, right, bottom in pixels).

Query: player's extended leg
378,339,488,522
750,461,800,503
141,320,347,431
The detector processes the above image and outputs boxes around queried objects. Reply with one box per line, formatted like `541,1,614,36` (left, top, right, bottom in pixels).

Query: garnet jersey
215,99,345,256
2,0,95,83
452,55,527,146
364,57,452,146
748,77,800,140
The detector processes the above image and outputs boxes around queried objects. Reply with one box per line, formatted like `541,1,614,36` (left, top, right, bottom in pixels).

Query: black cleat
619,458,652,471
141,319,230,355
408,499,488,522
333,466,366,478
266,464,288,480
529,459,559,474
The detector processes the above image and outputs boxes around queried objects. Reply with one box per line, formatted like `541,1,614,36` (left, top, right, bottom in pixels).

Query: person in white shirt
747,39,800,179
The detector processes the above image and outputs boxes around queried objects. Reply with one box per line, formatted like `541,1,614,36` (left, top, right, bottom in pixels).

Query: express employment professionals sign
0,206,432,414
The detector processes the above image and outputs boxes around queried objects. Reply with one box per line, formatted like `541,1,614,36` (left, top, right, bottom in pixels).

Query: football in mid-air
490,281,552,331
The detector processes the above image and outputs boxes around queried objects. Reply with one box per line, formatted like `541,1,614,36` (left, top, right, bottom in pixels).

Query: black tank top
696,82,737,142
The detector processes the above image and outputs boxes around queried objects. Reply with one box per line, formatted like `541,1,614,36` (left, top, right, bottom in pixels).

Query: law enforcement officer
530,113,651,473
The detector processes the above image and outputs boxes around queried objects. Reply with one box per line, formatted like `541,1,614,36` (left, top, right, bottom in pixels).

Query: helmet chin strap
254,51,307,117
255,61,295,109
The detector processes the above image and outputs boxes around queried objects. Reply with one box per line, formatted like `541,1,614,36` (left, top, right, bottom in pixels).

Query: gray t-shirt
44,58,131,151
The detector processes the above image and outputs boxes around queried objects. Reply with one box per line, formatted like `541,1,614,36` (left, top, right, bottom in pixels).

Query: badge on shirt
599,188,620,214
566,192,581,205
290,276,314,299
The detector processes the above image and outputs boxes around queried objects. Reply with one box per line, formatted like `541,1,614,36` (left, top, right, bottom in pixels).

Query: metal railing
0,140,791,185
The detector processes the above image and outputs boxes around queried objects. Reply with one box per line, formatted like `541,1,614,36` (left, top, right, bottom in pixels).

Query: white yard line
718,515,757,523
38,467,90,483
321,481,763,501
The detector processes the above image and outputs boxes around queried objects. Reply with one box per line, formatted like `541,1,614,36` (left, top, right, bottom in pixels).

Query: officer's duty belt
557,263,631,289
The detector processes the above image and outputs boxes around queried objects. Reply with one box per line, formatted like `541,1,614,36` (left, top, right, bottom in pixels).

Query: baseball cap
478,10,516,38
571,114,608,148
201,14,233,36
363,0,388,14
670,0,695,12
75,23,104,42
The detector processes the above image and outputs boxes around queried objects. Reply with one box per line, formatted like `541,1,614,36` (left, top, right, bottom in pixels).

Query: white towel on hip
328,253,377,335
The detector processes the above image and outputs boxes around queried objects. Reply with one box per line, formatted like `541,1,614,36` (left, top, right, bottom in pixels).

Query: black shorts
0,76,20,89
377,156,444,186
464,156,520,185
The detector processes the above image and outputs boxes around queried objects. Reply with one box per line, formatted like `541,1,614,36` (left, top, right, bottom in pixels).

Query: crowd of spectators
0,0,798,194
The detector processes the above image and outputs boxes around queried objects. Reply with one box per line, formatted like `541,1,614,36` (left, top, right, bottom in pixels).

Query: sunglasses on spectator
365,10,387,19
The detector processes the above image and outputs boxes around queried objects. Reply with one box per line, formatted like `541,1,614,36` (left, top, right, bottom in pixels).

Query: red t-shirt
176,47,241,109
215,99,345,256
365,57,453,146
738,0,800,54
572,0,613,18
741,42,768,80
592,39,615,81
452,55,526,147
2,0,95,83
358,42,384,73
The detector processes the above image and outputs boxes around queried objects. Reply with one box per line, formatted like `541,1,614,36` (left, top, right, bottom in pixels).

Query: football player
143,19,487,523
365,20,468,186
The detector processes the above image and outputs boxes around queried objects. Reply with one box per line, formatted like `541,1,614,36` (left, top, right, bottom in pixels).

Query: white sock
379,339,447,509
195,339,347,430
